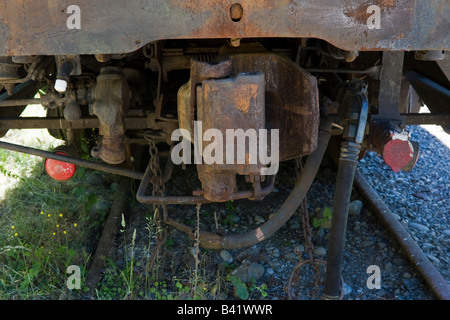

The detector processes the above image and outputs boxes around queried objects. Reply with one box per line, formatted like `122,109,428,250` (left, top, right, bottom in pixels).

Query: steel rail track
354,169,450,300
85,177,131,296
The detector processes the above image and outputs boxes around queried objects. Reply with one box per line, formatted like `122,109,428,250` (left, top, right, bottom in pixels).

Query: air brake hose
196,117,332,250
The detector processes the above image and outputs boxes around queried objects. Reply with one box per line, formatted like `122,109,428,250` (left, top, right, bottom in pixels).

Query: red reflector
45,151,76,181
382,139,414,173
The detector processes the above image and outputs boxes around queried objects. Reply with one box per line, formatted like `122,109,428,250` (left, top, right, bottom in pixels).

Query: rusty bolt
230,3,243,22
344,51,359,63
230,38,241,47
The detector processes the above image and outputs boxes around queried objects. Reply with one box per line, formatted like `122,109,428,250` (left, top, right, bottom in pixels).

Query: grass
0,165,268,300
93,207,235,301
0,125,217,300
0,145,121,298
90,203,270,301
0,105,119,299
0,105,270,300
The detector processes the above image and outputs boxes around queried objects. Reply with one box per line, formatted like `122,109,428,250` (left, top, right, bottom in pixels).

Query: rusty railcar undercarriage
1,1,449,299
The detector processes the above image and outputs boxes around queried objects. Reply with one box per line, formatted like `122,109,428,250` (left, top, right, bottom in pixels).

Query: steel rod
0,117,151,130
354,169,450,300
135,157,275,205
0,114,448,131
0,140,144,181
327,114,450,127
0,99,41,107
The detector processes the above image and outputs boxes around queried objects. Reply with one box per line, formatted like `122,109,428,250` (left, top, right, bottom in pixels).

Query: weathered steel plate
0,0,448,56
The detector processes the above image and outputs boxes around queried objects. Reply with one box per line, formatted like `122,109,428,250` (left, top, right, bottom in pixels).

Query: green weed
226,275,268,300
312,206,333,228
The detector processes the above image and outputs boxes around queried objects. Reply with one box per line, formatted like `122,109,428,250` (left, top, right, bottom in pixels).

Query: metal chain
301,198,323,299
148,139,165,199
301,199,314,263
145,135,167,272
295,157,315,263
288,157,322,299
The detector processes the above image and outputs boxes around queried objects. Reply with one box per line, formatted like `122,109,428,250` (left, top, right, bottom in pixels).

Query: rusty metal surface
135,158,275,205
178,53,319,202
0,0,448,56
196,72,266,201
227,53,319,161
0,57,22,80
180,53,320,160
90,67,131,164
85,177,131,295
178,59,233,143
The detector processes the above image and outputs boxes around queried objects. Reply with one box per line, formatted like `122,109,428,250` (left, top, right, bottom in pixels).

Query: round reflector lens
382,139,414,173
45,151,76,181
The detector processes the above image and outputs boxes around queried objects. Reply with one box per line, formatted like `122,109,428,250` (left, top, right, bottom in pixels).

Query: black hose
323,140,361,299
198,117,332,249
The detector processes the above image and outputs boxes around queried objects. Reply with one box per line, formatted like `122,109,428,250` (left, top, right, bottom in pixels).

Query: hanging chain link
295,157,314,263
148,138,165,202
145,135,168,271
300,198,315,264
288,157,323,299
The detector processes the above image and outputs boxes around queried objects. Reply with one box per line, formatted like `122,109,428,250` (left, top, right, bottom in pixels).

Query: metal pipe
324,81,368,299
0,116,151,130
0,140,144,180
0,99,41,107
402,113,450,126
323,141,361,299
354,169,450,300
328,114,450,127
1,113,447,130
304,65,381,78
144,117,330,250
135,158,276,205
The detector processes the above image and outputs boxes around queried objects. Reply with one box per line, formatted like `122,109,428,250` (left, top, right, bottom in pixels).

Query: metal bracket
356,91,369,144
135,158,275,205
372,51,405,123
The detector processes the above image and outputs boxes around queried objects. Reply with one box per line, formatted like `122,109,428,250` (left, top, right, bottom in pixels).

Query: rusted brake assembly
148,53,319,203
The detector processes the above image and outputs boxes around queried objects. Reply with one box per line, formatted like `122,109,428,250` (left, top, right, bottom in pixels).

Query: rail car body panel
0,0,448,56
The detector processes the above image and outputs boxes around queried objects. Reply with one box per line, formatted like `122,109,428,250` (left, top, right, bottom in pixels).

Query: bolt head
54,79,68,93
